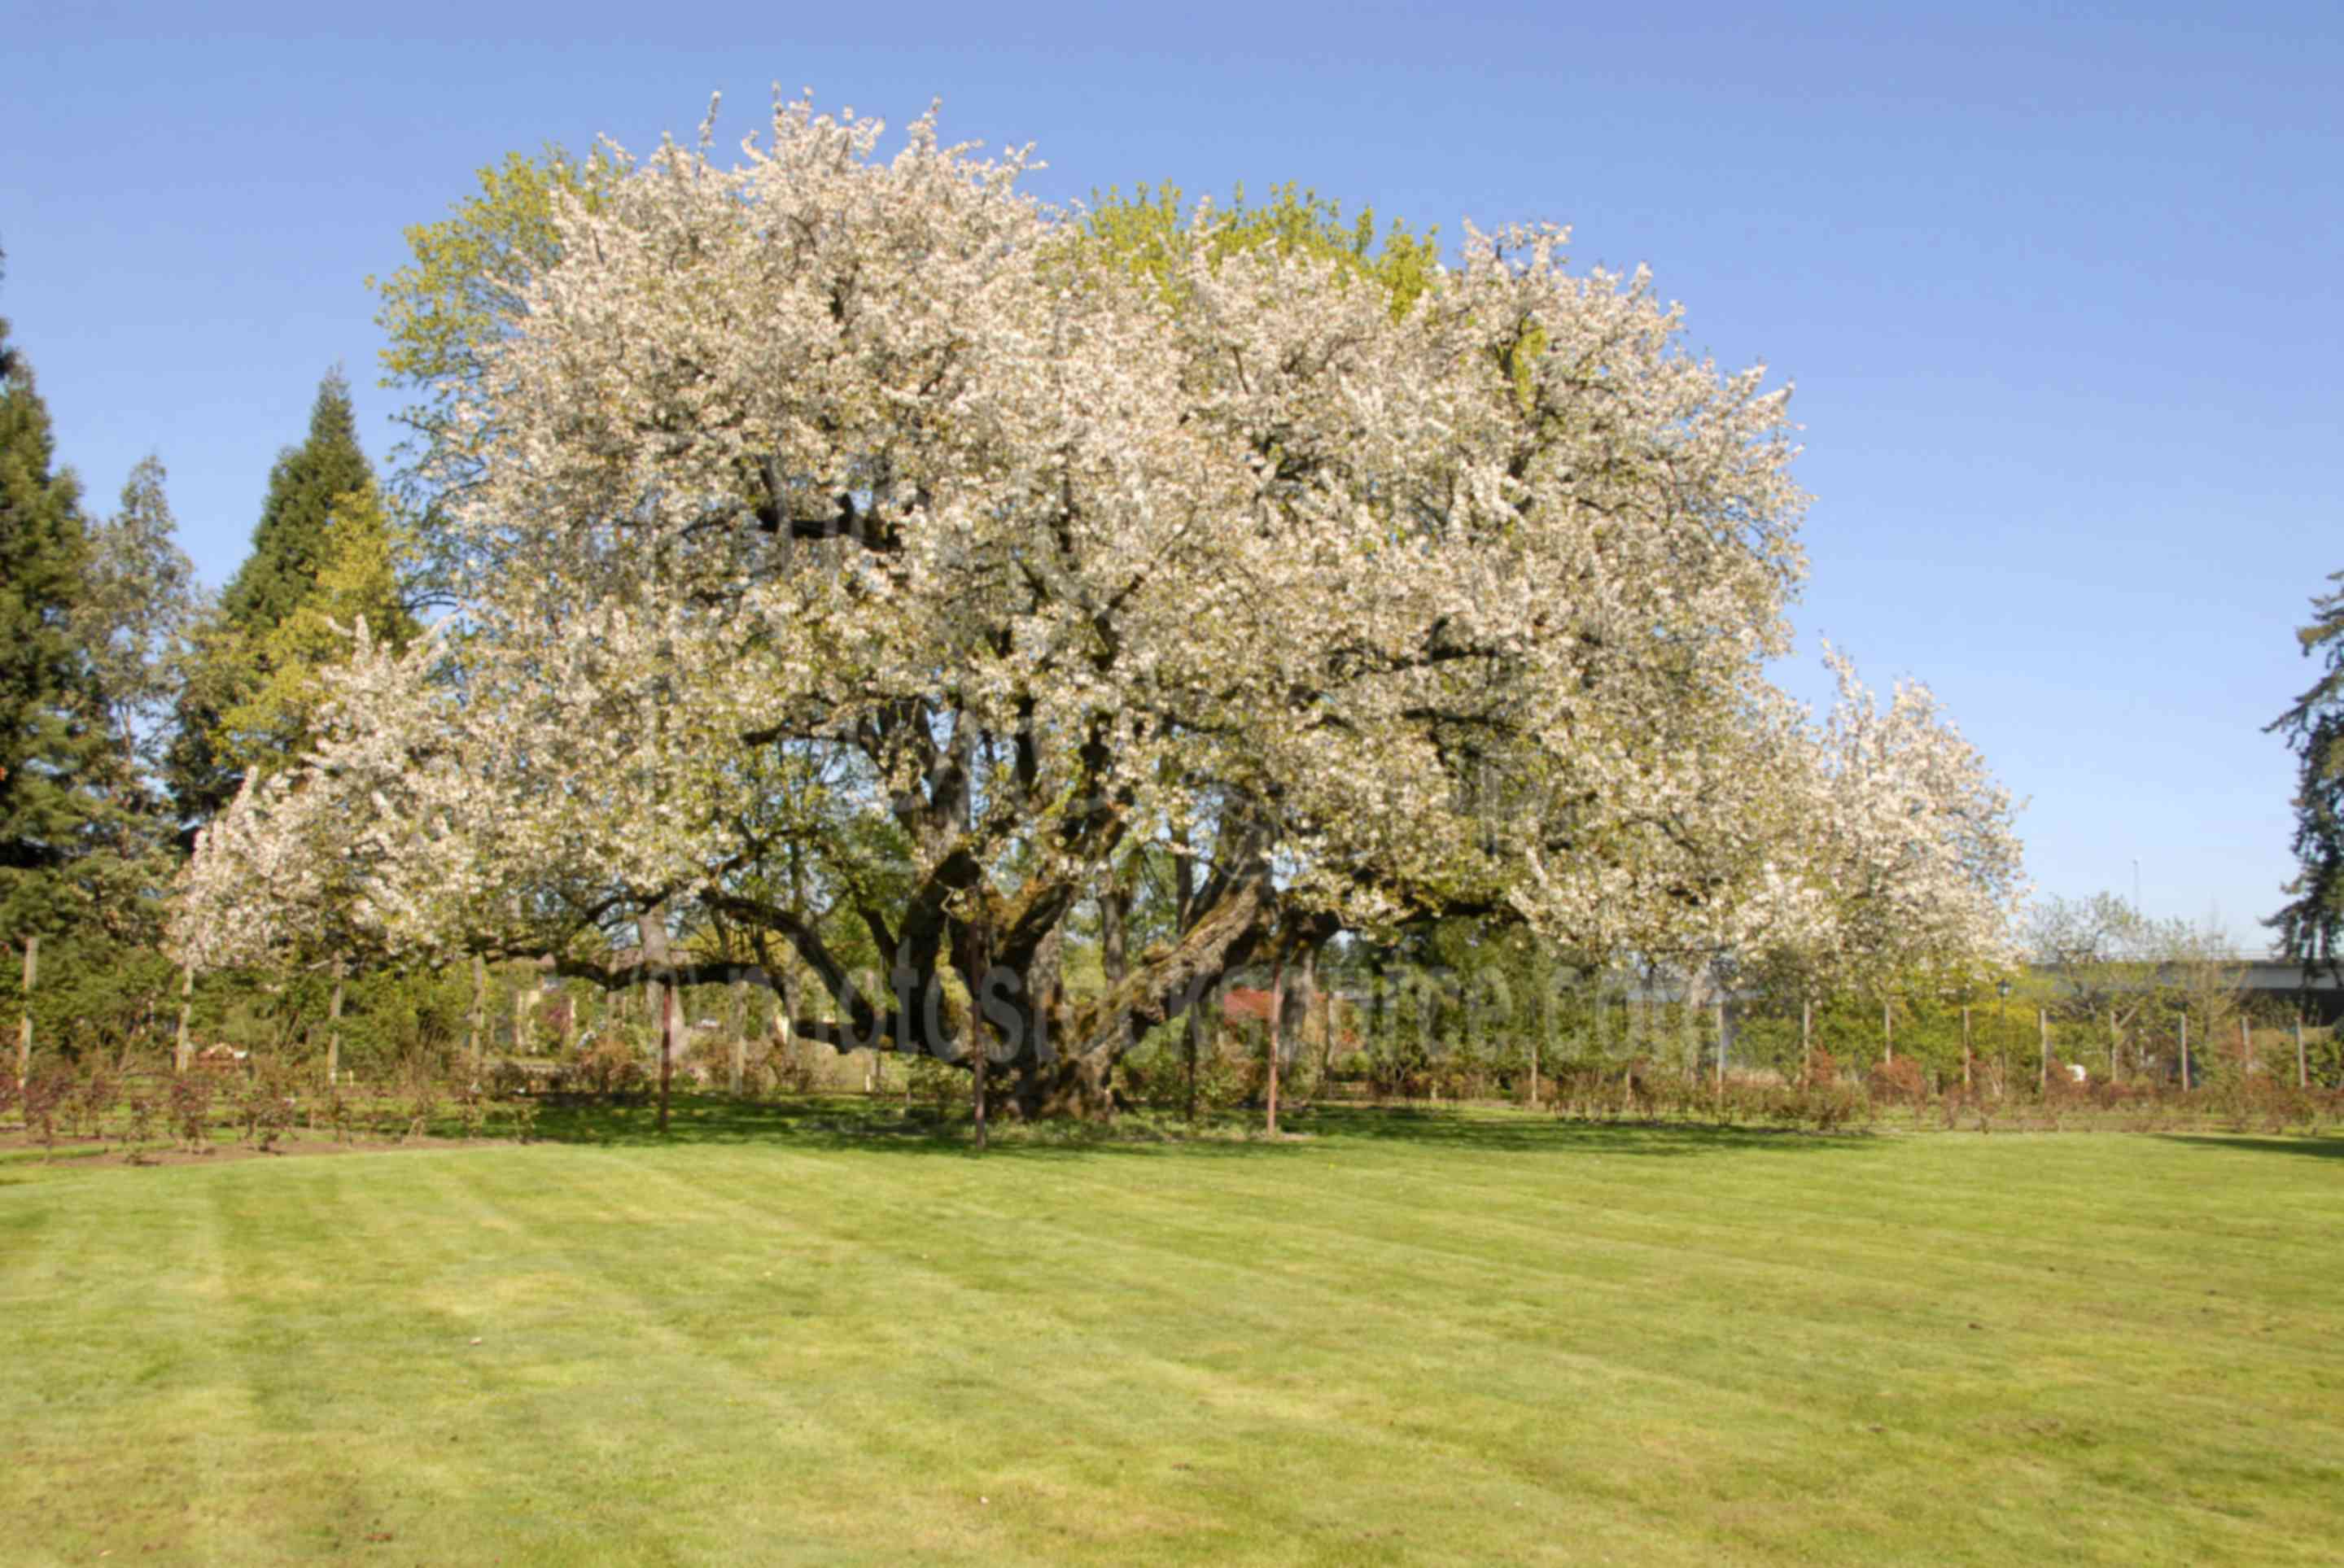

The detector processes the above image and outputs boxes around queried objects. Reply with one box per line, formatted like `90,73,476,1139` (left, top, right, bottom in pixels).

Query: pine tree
0,312,108,945
170,369,387,819
2267,572,2344,976
216,480,418,771
71,458,203,947
221,369,376,631
81,455,200,775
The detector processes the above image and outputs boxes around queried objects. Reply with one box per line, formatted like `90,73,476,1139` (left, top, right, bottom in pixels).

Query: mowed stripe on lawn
2,1112,2339,1564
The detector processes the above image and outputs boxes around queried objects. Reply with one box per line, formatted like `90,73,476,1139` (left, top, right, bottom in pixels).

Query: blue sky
5,2,2337,948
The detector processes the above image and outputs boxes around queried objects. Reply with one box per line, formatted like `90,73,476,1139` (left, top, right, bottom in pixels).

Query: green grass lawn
2,1102,2339,1564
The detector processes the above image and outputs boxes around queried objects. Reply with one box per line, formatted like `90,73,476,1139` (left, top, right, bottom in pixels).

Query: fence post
175,960,194,1074
1961,1006,1973,1091
469,954,488,1080
728,972,746,1098
15,936,35,1085
1883,997,1893,1064
1265,952,1287,1138
2038,1007,2049,1093
658,972,676,1134
2239,1015,2253,1077
327,955,345,1086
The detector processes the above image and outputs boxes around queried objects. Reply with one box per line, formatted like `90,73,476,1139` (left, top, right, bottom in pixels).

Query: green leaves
213,482,421,781
1079,180,1440,320
370,145,619,491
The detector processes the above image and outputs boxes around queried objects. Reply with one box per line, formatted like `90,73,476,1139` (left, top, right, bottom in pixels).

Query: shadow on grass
2155,1133,2344,1161
528,1094,1883,1161
1297,1104,1882,1157
533,1095,1287,1160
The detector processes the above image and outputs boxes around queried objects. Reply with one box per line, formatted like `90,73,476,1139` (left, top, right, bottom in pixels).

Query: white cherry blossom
173,94,2022,1113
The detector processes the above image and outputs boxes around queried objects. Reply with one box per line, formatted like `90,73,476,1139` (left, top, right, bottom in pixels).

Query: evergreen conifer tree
221,369,375,631
0,311,107,944
170,369,391,819
2269,573,2344,976
3,262,207,1053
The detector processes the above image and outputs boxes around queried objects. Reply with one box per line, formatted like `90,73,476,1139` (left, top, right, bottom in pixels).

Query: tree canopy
175,95,2024,1116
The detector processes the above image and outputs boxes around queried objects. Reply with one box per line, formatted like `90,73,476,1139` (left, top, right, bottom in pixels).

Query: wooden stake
1174,841,1200,1125
1266,951,1286,1138
1715,997,1727,1092
327,955,345,1086
15,936,35,1085
469,954,488,1081
658,979,675,1133
636,906,673,1135
728,972,746,1097
175,960,194,1075
964,921,989,1152
973,1047,987,1149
